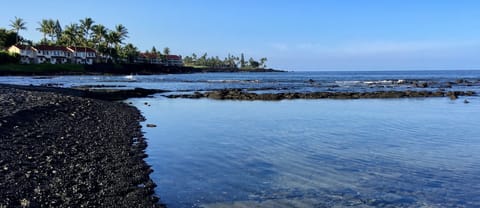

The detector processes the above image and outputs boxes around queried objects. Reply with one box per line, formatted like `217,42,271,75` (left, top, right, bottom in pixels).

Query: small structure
165,55,183,66
67,46,96,64
7,44,38,64
35,45,71,64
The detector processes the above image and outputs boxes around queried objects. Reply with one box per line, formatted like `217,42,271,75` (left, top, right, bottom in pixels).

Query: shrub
0,51,20,64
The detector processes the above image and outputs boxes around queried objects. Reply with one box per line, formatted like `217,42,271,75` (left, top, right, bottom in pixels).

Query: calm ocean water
2,70,480,207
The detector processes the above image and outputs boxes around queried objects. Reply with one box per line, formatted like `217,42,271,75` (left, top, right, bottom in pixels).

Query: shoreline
0,63,285,76
0,85,164,207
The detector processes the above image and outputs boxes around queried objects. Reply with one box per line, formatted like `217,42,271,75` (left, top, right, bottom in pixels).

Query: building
35,45,71,64
67,46,96,65
135,52,162,64
7,45,37,64
165,55,183,66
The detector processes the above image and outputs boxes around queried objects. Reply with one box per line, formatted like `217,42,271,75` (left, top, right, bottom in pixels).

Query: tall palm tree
62,23,81,63
91,24,107,45
37,19,55,43
114,24,128,44
79,18,95,64
9,16,27,44
80,17,94,46
91,24,107,60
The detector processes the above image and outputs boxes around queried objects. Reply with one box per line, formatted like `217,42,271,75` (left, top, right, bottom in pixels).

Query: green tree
80,17,94,46
0,29,18,49
9,17,27,44
54,20,62,43
163,47,170,55
119,43,139,63
248,57,260,68
240,53,245,68
37,19,55,44
260,57,268,68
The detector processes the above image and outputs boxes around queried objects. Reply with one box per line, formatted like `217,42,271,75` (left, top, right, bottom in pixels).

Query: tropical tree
240,53,246,68
54,20,62,43
114,24,128,44
163,47,170,55
119,43,139,63
61,23,81,47
0,28,18,49
9,17,27,44
80,17,94,46
37,19,55,43
260,57,268,68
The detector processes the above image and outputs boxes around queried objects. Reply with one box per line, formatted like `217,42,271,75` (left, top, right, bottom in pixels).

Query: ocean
2,70,480,207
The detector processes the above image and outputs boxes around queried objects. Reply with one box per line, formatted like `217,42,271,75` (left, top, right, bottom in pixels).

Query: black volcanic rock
0,86,163,208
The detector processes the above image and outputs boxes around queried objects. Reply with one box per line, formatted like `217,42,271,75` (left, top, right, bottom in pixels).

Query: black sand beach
0,85,163,207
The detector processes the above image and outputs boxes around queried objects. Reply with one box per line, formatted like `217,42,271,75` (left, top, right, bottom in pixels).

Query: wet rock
166,89,476,101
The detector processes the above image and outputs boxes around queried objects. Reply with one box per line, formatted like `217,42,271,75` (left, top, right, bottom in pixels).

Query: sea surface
2,70,480,207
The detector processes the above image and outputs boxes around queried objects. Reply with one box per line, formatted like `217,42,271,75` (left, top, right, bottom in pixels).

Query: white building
7,45,38,64
165,55,183,66
35,45,71,64
67,47,96,65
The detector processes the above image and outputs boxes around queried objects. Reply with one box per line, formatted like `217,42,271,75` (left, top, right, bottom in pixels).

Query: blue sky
1,0,480,70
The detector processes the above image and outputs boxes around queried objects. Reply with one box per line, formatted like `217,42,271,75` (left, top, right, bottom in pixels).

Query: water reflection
130,97,480,207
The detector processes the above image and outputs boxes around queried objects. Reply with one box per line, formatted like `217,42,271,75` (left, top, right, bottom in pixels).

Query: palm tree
80,17,94,46
260,57,268,68
79,18,95,64
62,23,82,63
9,17,27,44
114,24,128,44
91,24,107,60
91,24,107,45
37,19,55,43
163,47,170,55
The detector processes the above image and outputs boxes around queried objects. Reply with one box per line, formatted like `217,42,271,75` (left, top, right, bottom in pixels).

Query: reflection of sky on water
131,97,480,208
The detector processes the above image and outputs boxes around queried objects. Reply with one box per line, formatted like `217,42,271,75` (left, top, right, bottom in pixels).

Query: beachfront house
135,52,162,64
67,47,96,65
165,55,183,66
35,45,71,64
7,45,38,64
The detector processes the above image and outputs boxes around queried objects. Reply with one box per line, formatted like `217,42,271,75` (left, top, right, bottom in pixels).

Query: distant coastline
0,63,285,76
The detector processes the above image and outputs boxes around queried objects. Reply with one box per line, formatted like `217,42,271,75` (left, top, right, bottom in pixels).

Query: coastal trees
9,17,27,44
119,43,139,63
0,29,18,49
163,47,170,55
80,17,94,47
182,52,267,69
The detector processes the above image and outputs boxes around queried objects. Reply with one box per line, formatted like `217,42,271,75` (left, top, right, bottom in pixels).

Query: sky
1,0,480,71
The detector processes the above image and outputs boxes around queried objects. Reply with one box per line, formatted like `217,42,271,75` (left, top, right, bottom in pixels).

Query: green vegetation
0,63,84,73
0,29,18,50
1,16,270,70
0,51,20,64
183,52,268,69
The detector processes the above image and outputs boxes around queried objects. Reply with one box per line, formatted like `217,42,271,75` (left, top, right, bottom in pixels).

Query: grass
0,64,85,73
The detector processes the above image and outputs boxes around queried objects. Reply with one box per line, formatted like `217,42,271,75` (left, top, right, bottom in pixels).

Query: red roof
67,46,96,53
166,55,181,60
139,53,159,59
12,44,35,50
35,45,70,52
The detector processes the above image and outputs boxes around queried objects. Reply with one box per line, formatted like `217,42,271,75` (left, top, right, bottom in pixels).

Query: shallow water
1,70,480,93
131,96,480,208
2,71,480,207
